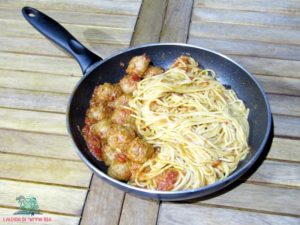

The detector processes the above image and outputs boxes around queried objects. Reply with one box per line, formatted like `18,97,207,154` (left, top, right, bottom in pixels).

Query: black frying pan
22,7,272,201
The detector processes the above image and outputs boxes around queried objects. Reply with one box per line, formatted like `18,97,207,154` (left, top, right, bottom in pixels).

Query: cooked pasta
127,56,250,191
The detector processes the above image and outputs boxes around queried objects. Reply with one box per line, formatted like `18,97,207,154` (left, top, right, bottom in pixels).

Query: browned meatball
90,119,111,139
144,66,164,79
108,94,132,109
126,54,150,77
111,108,133,126
93,83,122,103
107,124,135,151
126,138,154,163
107,157,132,181
120,74,140,94
87,102,110,121
102,145,116,166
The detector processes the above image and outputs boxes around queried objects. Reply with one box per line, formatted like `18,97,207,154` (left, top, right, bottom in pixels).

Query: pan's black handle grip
22,6,101,74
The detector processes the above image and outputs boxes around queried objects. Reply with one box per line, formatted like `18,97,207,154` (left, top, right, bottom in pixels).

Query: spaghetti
128,56,250,191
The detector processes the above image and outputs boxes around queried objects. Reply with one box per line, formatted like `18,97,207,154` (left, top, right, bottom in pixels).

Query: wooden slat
192,8,300,29
0,179,87,215
0,108,66,135
0,69,79,93
0,129,78,160
0,153,91,187
0,207,80,225
0,8,137,28
0,0,142,16
80,177,124,225
160,0,194,43
131,0,168,45
247,160,300,187
189,22,300,45
0,36,126,58
119,195,159,225
273,115,300,138
194,0,300,15
0,52,81,76
256,75,300,96
0,88,68,113
269,94,300,117
267,138,300,162
188,37,300,61
0,20,132,45
158,203,300,225
231,55,300,79
199,183,300,215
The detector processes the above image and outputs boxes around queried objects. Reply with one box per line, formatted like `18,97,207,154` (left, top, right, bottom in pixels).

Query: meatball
82,125,102,160
108,94,132,109
87,102,110,121
120,74,140,94
111,108,134,126
107,124,135,151
126,54,150,77
126,138,154,163
108,157,132,181
144,66,164,79
90,119,111,139
93,83,122,103
102,145,116,166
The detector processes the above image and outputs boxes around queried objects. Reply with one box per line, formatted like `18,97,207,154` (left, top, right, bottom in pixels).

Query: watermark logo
14,195,41,216
2,195,53,223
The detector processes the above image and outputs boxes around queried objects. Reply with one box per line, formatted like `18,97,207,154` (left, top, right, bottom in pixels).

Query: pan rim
66,43,272,198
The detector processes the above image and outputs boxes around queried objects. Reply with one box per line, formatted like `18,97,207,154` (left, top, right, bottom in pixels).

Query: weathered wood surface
0,208,80,225
158,203,300,225
0,0,142,224
80,176,125,225
160,0,194,43
0,179,87,215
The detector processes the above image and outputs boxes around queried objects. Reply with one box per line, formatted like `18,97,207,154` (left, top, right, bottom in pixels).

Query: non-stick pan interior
68,44,271,198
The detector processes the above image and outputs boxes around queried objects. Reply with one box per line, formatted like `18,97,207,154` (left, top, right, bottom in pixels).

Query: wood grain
0,36,126,59
158,203,300,225
0,88,68,113
0,8,136,29
0,0,142,16
188,37,300,61
160,0,194,43
0,69,79,93
256,75,300,96
267,138,300,162
119,195,160,225
0,153,91,187
131,0,168,45
189,22,300,45
0,129,78,160
199,183,300,215
231,55,300,79
269,94,300,117
0,52,81,76
273,115,300,138
0,207,80,225
194,0,300,15
0,179,87,215
247,160,300,187
0,20,132,45
80,177,125,225
192,8,300,29
0,107,66,135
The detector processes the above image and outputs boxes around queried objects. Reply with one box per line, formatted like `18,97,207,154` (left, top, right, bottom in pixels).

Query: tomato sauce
156,169,179,191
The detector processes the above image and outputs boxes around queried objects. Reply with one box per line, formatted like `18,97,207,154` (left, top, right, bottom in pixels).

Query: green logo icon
14,195,41,216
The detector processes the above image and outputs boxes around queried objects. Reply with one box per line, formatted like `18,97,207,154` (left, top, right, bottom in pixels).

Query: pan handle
22,6,102,74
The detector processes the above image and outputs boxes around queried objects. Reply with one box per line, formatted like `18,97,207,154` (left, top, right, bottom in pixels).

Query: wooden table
0,0,299,224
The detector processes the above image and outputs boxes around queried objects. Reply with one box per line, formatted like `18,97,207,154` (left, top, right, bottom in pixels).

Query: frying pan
22,7,272,201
